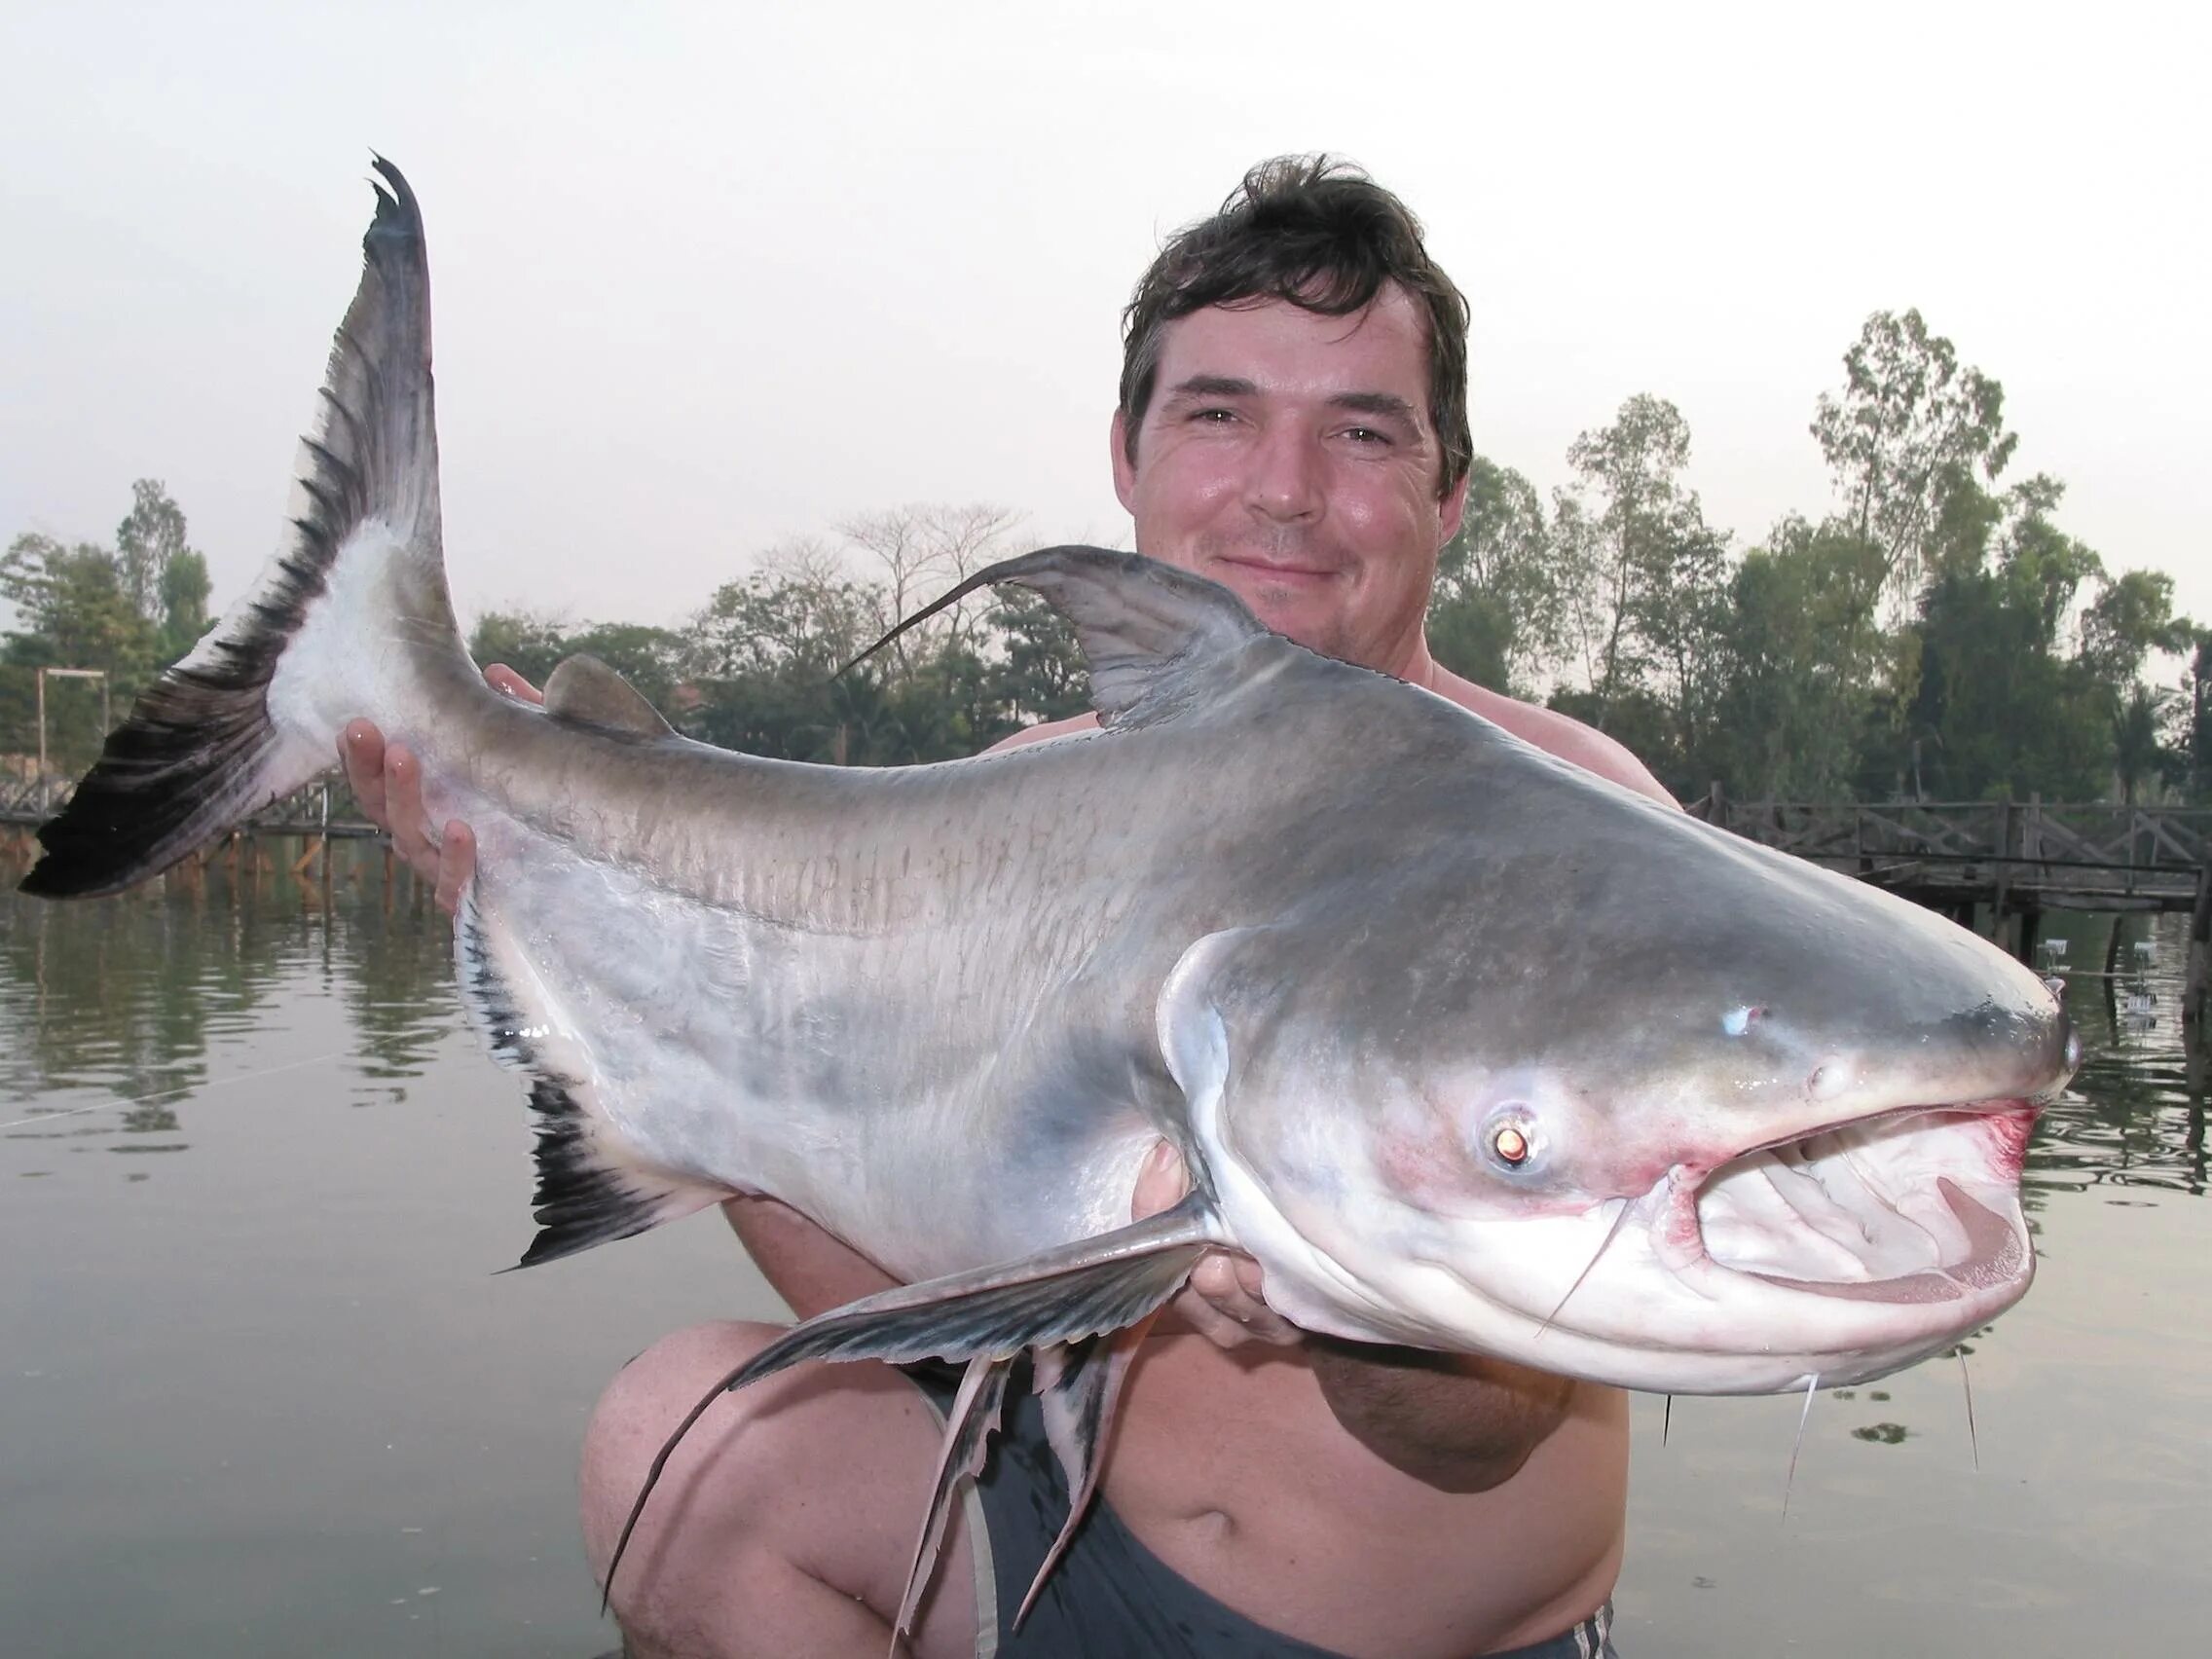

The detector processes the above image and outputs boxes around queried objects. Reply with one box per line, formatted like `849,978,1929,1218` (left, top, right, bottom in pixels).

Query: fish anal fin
456,886,719,1268
891,1354,1014,1651
541,653,675,740
1019,1312,1160,1629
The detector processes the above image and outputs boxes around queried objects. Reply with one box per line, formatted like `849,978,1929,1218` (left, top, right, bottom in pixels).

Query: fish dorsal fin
540,653,674,739
849,546,1269,724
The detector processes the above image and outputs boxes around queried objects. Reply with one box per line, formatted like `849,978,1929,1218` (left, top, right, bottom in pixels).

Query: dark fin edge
455,888,714,1269
839,546,1267,725
600,1195,1218,1611
890,1354,1014,1649
19,160,430,900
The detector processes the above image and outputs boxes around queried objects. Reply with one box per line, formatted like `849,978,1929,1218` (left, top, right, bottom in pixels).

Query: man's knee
577,1320,979,1657
579,1321,784,1586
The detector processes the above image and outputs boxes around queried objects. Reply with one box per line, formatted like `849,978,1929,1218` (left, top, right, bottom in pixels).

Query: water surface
2,849,2205,1656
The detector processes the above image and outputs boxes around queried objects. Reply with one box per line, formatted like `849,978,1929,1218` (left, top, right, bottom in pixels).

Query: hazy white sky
4,1,2206,655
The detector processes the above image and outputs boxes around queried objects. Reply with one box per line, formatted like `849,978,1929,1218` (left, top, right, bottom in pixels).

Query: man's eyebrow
1161,374,1260,400
1328,390,1420,423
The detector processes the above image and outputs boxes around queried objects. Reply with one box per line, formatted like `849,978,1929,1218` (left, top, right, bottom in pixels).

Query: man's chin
1216,571,1346,637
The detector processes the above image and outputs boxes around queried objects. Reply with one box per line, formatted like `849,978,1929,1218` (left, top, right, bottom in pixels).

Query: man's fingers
383,745,438,879
343,720,478,915
1131,1139,1190,1220
433,820,475,918
484,663,544,706
341,722,389,828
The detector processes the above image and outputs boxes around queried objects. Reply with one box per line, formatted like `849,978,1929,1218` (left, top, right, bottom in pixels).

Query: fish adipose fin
847,546,1269,726
456,887,721,1268
603,1195,1221,1611
541,654,675,740
21,156,470,899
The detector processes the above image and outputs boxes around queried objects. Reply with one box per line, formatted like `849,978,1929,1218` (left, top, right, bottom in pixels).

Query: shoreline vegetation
7,310,2205,806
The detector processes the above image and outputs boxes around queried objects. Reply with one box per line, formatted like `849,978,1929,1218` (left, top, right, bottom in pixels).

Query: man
347,157,1667,1657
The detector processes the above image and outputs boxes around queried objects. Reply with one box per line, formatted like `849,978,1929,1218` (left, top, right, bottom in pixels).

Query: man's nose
1244,424,1323,522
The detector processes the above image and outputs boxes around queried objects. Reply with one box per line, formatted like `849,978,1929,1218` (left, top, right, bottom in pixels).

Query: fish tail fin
20,157,470,899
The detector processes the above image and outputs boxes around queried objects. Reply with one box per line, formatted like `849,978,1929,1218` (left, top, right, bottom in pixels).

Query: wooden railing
1683,793,2211,903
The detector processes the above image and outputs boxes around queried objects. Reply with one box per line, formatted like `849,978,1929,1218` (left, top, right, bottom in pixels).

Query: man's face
1112,285,1468,678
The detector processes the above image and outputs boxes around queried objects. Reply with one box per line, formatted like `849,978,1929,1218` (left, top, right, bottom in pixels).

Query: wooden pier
1686,792,2212,1020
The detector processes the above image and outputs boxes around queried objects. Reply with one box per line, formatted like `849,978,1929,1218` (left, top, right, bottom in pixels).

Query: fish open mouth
1689,1104,2036,1306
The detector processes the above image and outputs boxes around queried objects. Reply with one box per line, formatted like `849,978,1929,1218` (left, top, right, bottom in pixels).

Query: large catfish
23,163,2077,1629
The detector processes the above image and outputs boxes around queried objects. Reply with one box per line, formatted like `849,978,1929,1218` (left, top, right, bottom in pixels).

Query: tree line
6,309,2206,803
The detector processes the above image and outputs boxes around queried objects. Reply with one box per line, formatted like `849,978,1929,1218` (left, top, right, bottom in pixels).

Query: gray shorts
904,1361,1619,1659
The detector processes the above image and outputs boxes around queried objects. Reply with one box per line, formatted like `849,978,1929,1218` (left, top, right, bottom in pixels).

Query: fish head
1164,809,2079,1394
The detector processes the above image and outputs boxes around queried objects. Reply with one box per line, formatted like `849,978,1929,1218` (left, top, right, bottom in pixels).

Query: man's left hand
1132,1140,1302,1350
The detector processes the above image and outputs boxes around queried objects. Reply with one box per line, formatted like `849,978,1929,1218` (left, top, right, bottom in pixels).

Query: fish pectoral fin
1020,1314,1160,1629
540,653,676,740
843,546,1268,725
724,1192,1220,1379
602,1197,1223,1610
891,1353,1014,1650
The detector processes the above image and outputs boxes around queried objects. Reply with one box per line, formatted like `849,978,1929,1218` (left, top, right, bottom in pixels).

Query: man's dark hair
1119,156,1472,498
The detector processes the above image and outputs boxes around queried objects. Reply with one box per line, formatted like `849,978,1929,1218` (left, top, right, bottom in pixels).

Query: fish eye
1481,1106,1540,1172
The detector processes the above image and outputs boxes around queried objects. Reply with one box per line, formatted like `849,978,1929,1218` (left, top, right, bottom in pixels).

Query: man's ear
1437,465,1471,547
1110,409,1138,514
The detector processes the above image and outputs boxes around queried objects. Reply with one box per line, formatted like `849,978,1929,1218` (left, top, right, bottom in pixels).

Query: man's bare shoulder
983,678,1672,807
1429,670,1676,807
986,711,1102,754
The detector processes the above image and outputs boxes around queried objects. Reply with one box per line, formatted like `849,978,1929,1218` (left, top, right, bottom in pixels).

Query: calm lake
3,846,2206,1657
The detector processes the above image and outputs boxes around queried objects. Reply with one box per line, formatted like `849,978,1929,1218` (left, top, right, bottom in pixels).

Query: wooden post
2187,864,2212,1030
1992,801,2016,953
1709,780,1726,830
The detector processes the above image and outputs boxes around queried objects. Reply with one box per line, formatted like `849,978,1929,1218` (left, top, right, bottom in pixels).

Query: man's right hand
341,663,540,917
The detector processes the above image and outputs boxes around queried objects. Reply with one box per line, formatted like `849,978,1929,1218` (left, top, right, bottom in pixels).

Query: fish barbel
21,162,2079,1631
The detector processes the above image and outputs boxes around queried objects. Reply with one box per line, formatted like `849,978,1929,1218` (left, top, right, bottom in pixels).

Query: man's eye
1343,425,1390,445
1192,407,1237,424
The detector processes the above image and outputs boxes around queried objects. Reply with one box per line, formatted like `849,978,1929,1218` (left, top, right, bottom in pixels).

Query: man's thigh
579,1320,982,1659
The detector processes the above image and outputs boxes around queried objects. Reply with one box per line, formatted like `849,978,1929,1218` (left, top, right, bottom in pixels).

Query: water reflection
2028,912,2209,1199
0,842,458,1156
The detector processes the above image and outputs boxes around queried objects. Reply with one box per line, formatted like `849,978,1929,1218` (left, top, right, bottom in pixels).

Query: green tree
155,548,212,663
1906,484,2109,799
114,479,197,618
984,589,1090,727
1552,396,1731,771
1812,310,2016,612
465,611,574,689
1427,458,1562,695
1705,517,1886,799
